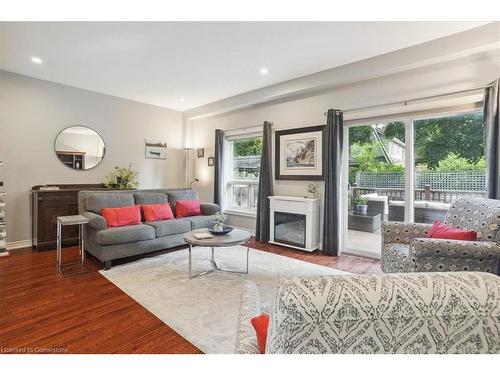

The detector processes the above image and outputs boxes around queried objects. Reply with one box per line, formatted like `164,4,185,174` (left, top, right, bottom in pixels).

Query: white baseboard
7,239,32,250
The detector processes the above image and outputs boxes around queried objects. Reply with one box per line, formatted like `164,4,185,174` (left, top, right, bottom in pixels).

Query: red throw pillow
427,220,477,241
175,199,202,218
251,314,270,354
142,204,174,222
101,205,142,228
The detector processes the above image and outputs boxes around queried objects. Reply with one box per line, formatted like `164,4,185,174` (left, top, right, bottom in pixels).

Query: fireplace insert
273,211,306,248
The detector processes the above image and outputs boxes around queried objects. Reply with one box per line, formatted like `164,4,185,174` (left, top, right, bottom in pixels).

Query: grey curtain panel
213,129,224,205
255,121,274,242
322,109,343,256
484,79,500,199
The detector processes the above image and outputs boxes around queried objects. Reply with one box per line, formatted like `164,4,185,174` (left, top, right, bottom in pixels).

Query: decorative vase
355,204,368,215
213,223,224,232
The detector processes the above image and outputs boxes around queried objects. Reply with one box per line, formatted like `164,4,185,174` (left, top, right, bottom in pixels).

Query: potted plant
104,164,139,190
353,196,369,215
305,182,318,199
213,213,227,232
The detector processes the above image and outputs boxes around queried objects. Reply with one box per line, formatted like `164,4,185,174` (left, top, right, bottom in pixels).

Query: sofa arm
382,221,432,245
200,202,220,216
410,238,500,259
234,282,261,354
82,211,107,230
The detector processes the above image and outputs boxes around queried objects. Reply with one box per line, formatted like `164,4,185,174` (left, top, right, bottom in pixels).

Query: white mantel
268,195,320,252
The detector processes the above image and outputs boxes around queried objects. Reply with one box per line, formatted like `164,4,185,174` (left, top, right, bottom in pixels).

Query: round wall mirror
54,126,106,170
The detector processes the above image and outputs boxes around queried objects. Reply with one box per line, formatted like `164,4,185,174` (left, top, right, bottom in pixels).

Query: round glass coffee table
183,228,251,279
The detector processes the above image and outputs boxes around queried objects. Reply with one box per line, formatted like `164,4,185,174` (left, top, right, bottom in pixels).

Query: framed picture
207,156,215,166
275,125,325,180
145,139,167,159
197,148,205,158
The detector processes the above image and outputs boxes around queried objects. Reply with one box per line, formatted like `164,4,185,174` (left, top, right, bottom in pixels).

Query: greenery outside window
225,135,263,215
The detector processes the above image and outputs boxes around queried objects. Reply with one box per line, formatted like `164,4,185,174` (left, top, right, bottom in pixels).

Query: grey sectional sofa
78,189,220,269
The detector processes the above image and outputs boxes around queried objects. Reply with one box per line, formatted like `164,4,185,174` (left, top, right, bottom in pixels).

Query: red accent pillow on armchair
101,205,142,228
427,220,477,241
251,314,270,354
175,199,202,218
142,204,174,222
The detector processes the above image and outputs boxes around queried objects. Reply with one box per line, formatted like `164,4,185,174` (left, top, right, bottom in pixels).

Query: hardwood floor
0,240,381,354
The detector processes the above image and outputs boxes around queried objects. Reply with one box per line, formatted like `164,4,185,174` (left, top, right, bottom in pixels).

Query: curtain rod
323,85,492,116
223,123,272,134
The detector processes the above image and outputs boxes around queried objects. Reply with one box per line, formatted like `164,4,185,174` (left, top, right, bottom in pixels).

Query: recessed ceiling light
260,67,268,75
179,98,185,102
31,56,43,64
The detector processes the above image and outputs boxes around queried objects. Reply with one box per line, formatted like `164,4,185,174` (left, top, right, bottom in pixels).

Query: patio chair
381,197,500,275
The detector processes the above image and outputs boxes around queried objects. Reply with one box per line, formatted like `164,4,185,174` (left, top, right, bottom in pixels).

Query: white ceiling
0,22,487,111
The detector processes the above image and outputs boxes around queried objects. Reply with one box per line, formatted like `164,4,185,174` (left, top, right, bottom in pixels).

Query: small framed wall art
197,148,205,158
207,156,215,166
145,139,167,159
275,125,325,180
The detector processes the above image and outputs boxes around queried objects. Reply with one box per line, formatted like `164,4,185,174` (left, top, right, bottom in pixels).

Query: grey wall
0,70,184,244
186,45,500,233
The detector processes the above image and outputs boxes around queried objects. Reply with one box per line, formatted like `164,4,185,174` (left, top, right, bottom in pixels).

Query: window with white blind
224,133,263,215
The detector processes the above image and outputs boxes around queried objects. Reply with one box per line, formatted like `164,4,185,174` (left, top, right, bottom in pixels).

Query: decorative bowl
208,225,234,235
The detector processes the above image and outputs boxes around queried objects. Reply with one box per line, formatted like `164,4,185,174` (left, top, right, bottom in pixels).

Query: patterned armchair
381,197,500,274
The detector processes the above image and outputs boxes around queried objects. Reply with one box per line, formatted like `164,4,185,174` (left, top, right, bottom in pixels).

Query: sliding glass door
345,120,408,258
342,110,484,258
412,112,486,223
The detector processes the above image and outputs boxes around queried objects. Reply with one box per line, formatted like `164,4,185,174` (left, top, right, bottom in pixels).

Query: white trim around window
222,130,263,216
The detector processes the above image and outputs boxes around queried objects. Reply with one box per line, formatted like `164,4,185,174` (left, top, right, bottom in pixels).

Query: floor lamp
184,148,193,189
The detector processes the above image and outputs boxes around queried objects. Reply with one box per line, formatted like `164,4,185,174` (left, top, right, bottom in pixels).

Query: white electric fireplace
268,196,320,252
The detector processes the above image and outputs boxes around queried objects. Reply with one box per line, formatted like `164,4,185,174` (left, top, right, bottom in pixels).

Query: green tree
433,153,486,172
382,113,484,169
383,121,405,141
233,137,262,157
414,113,483,168
349,143,404,183
349,126,373,145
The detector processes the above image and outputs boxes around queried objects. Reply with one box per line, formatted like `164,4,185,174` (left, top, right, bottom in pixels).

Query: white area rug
100,246,349,354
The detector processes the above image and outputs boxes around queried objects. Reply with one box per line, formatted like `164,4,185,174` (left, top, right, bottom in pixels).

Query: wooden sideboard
32,184,107,251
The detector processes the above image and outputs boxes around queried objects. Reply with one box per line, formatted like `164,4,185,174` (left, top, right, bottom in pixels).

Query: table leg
80,223,85,265
211,246,219,269
56,221,61,271
246,243,249,274
189,243,192,278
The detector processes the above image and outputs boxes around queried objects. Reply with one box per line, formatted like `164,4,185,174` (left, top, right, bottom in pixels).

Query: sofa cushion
134,192,168,205
180,215,216,229
101,205,142,228
142,204,174,222
445,198,500,242
176,199,202,218
147,219,191,237
167,190,199,214
85,192,135,214
427,220,477,240
95,224,156,245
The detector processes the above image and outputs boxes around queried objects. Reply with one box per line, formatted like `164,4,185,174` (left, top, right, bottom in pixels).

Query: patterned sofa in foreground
381,197,500,274
235,272,500,354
